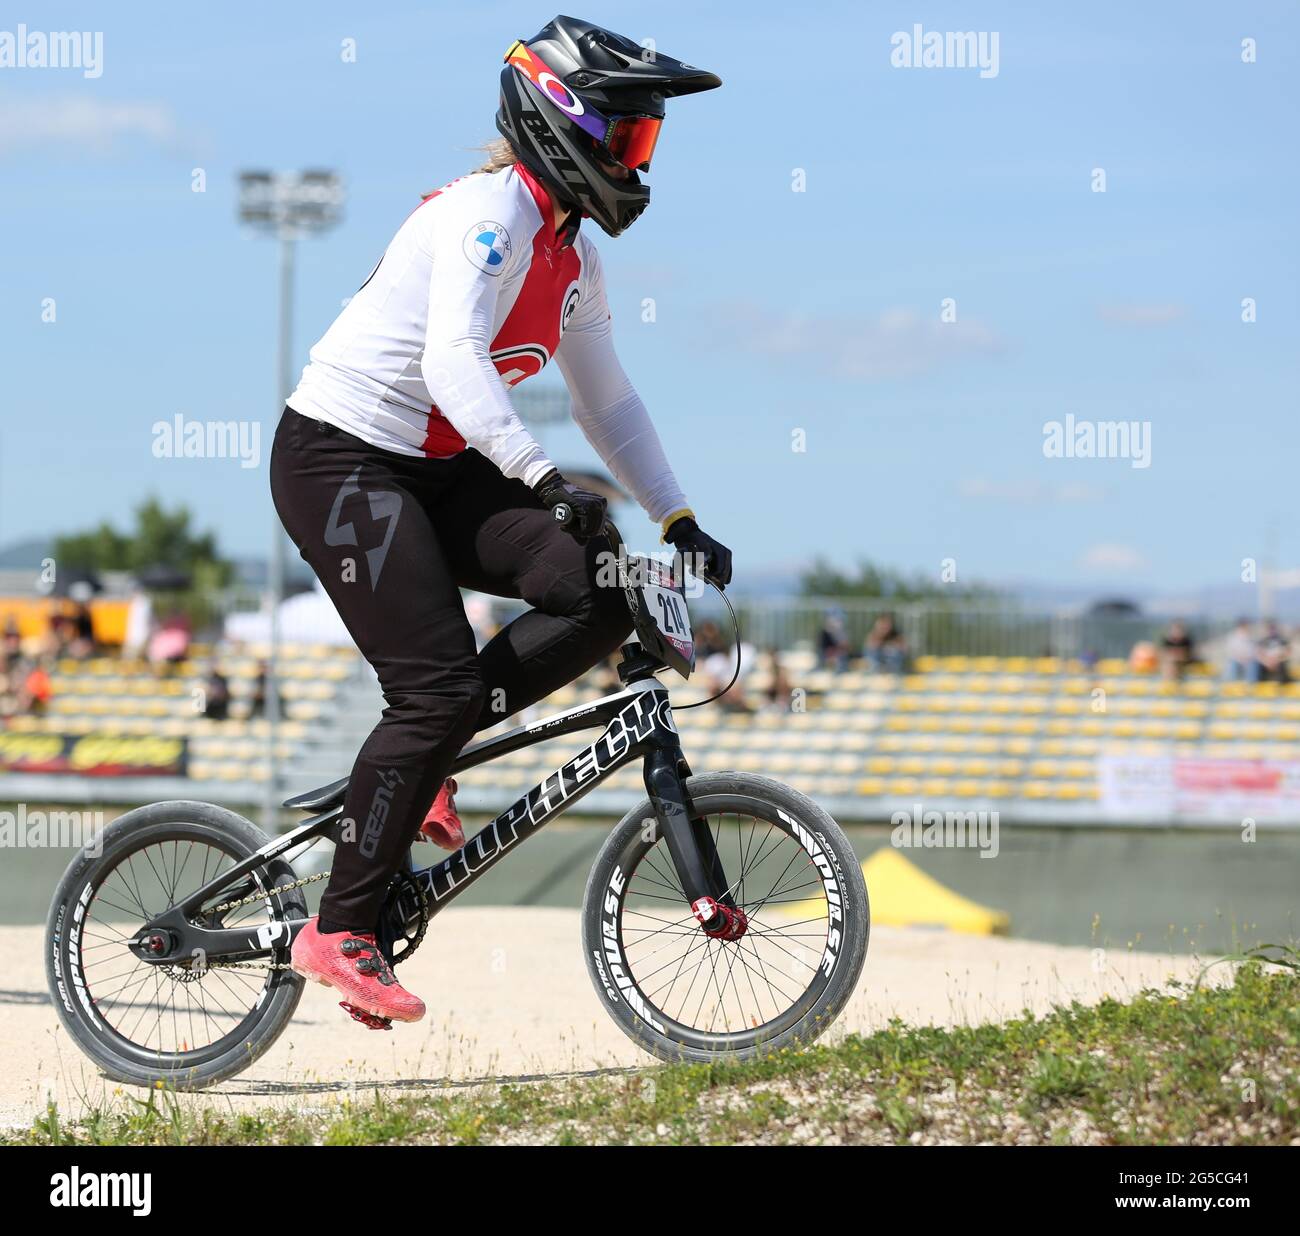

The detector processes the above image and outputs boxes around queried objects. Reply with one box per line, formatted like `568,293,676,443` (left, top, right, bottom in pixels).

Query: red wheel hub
691,896,749,942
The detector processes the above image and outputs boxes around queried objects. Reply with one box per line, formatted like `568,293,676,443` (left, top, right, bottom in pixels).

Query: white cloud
0,98,178,153
961,478,1107,504
1097,303,1187,327
726,304,1006,381
1078,543,1147,572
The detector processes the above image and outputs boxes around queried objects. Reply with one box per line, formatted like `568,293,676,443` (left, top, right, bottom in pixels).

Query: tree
53,498,232,584
799,558,996,603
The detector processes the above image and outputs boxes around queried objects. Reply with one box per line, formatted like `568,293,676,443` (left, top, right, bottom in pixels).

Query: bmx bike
45,523,869,1089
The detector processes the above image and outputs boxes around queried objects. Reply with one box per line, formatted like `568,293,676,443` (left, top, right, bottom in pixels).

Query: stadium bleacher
8,638,1300,824
463,649,1300,822
4,642,357,784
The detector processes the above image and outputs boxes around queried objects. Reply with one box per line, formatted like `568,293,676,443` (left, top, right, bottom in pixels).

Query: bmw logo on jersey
463,220,512,276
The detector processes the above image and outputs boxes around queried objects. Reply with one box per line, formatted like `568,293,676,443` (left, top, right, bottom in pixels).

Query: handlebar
597,516,725,590
595,517,742,707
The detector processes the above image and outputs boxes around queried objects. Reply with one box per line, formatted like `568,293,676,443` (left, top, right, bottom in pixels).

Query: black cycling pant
270,409,632,929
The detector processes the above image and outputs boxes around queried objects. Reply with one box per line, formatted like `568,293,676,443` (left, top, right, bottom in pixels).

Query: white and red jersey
287,162,689,525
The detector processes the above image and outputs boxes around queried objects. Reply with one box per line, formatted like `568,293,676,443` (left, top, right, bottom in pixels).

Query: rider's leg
434,450,633,729
270,411,484,932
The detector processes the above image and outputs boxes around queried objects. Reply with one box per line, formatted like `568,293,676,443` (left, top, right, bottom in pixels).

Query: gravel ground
1,908,1209,1129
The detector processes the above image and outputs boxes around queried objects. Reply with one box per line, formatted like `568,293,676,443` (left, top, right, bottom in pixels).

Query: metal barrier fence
205,586,1240,664
684,597,1235,662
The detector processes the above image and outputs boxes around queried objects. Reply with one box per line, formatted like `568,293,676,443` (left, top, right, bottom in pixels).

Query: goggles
505,39,663,171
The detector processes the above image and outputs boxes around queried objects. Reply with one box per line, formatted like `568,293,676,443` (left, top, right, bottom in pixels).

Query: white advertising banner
1099,754,1300,823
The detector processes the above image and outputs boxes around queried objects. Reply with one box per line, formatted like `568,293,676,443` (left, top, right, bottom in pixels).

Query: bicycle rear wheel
45,801,307,1090
580,772,868,1063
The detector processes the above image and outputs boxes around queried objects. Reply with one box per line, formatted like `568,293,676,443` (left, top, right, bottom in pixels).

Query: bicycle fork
642,735,742,938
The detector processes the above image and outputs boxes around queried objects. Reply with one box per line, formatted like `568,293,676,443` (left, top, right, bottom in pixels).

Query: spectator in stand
760,646,793,715
122,586,154,662
148,609,191,671
695,620,753,712
592,650,622,693
203,666,231,721
250,661,269,718
2,617,22,672
20,658,53,716
1222,618,1259,682
864,611,908,673
695,619,726,662
0,652,23,717
43,608,73,659
67,600,96,659
817,608,851,672
1129,640,1158,672
1256,622,1291,684
1159,620,1195,682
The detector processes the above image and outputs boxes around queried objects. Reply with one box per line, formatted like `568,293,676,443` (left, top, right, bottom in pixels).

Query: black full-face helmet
496,15,721,237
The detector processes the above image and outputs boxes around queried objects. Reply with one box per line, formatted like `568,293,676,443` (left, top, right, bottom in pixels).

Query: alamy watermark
1043,414,1151,469
891,803,999,858
595,547,709,599
0,26,102,78
152,414,261,468
0,805,104,856
50,1168,150,1217
891,25,1000,78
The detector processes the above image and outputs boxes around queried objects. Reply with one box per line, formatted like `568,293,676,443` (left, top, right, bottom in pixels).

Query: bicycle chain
209,869,330,916
201,871,331,972
200,868,429,973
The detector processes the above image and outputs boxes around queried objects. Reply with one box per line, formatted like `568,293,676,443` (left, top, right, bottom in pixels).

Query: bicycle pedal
339,1001,393,1031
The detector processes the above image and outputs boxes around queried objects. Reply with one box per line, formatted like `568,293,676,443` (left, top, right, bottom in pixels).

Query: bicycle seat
281,777,349,811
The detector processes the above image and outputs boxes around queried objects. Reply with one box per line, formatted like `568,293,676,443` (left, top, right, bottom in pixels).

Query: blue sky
2,1,1296,598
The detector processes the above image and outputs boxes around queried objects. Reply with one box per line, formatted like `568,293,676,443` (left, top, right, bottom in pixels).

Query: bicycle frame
130,646,733,967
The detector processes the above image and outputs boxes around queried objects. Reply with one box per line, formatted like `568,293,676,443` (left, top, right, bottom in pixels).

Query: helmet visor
605,116,662,172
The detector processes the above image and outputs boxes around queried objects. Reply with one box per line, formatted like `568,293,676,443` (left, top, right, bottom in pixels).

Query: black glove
665,516,733,589
534,470,608,544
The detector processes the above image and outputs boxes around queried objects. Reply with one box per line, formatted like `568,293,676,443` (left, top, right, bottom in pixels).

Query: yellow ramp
861,847,1010,935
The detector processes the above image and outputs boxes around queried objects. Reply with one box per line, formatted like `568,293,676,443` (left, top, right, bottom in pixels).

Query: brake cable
676,577,742,710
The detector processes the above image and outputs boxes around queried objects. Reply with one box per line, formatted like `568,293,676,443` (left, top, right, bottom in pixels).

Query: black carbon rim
607,799,843,1051
66,830,287,1068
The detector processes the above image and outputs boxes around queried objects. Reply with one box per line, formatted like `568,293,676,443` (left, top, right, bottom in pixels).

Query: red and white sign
1099,754,1300,822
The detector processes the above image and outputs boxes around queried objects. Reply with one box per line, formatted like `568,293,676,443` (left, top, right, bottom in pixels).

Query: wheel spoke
610,808,835,1042
71,830,284,1061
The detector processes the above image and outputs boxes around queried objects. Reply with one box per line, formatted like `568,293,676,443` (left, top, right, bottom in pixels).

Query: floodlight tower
238,170,344,829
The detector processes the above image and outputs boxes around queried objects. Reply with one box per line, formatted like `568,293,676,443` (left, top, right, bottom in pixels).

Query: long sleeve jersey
287,161,689,526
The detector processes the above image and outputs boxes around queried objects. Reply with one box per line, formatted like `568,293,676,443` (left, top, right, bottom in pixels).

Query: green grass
12,961,1299,1147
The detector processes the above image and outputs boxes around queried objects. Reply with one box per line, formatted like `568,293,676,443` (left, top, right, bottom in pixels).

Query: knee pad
381,674,486,757
578,582,634,651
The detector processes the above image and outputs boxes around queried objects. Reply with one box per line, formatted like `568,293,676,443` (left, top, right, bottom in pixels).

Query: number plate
633,557,694,667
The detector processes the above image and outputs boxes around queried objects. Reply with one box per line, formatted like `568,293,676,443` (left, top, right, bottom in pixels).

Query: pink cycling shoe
418,777,465,850
290,918,426,1027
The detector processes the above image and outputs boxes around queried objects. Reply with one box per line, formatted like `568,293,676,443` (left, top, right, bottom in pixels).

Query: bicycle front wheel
580,772,868,1063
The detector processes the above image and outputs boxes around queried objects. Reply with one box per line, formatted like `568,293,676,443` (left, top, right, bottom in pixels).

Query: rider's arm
554,241,692,534
419,200,556,486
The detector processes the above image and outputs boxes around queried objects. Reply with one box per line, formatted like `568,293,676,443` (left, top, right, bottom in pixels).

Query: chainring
375,868,430,967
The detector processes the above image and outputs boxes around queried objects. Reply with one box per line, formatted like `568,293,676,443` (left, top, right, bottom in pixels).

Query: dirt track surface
2,908,1212,1129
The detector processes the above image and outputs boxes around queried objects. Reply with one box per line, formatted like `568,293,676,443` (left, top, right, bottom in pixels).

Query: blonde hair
422,139,519,201
470,137,518,174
